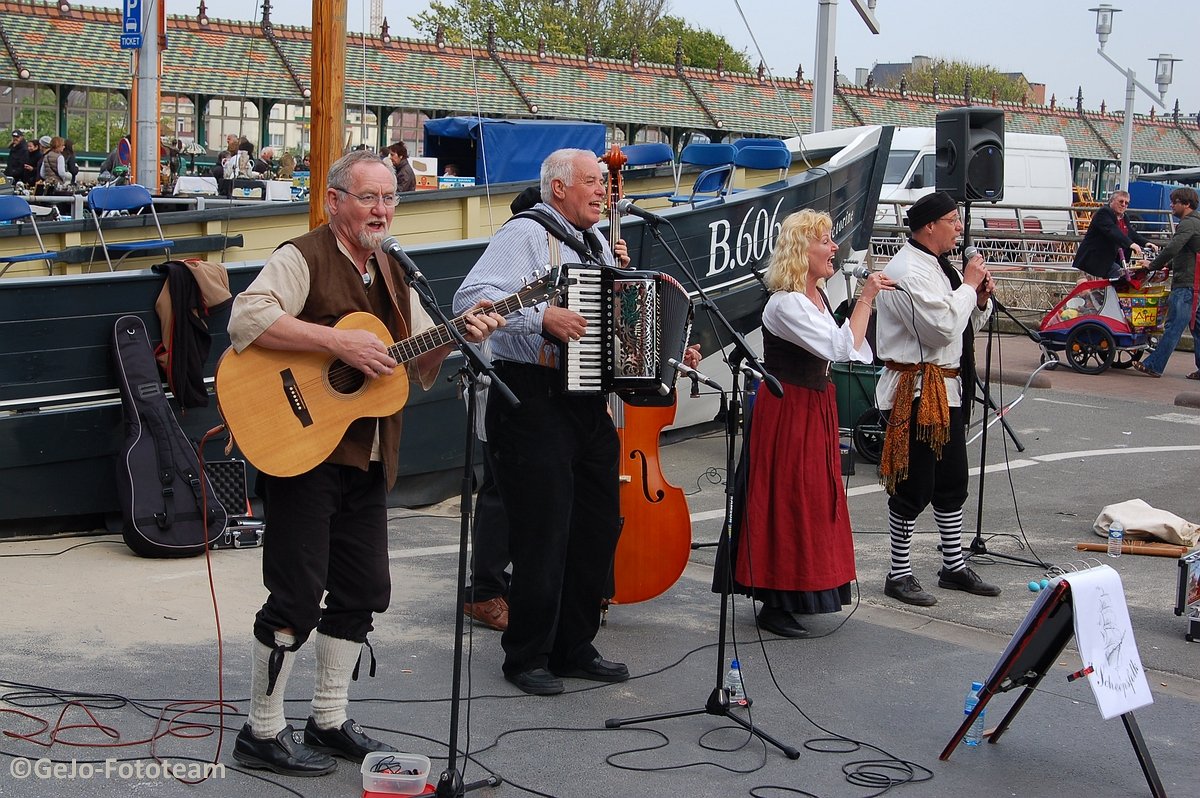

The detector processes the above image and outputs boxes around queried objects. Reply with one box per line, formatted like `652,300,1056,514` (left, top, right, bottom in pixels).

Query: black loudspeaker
935,107,1004,202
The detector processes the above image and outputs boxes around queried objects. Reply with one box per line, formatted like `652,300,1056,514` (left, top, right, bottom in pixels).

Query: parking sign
121,0,142,49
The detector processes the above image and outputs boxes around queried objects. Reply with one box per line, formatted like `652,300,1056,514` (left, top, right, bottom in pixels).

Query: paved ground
0,331,1197,798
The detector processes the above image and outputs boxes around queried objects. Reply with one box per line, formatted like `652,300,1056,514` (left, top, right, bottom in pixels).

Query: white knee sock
248,630,297,739
311,632,363,730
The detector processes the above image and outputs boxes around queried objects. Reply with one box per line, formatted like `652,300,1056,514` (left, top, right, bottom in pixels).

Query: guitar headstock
515,266,567,308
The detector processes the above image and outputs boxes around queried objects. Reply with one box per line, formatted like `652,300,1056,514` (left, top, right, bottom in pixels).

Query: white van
879,127,1073,231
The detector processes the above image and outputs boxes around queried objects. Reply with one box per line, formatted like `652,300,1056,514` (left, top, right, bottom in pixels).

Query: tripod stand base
605,687,801,760
434,768,502,798
966,538,1050,570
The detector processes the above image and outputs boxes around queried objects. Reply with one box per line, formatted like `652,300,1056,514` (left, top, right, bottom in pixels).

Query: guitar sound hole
328,361,367,395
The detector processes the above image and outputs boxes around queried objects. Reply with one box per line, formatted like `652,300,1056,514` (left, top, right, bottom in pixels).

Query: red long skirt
735,382,857,599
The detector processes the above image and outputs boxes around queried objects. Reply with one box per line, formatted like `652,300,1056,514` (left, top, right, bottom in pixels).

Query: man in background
1134,187,1200,378
1072,190,1151,279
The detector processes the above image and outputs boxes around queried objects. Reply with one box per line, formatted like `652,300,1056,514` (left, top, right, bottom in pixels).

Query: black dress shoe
504,667,565,695
232,723,337,777
937,566,1002,597
552,656,630,683
303,717,397,763
757,605,810,638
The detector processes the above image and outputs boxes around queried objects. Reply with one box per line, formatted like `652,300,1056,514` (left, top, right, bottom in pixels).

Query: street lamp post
1089,4,1180,191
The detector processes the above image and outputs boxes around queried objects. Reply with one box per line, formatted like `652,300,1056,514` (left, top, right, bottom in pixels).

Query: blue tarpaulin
422,117,606,185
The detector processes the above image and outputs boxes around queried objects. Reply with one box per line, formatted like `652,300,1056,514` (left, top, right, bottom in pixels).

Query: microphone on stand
667,357,722,393
614,198,668,226
381,236,426,286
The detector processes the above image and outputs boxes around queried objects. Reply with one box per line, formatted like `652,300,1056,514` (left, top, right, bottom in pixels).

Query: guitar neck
386,292,531,363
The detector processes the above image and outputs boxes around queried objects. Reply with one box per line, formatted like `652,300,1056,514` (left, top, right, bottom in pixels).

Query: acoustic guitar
215,270,561,477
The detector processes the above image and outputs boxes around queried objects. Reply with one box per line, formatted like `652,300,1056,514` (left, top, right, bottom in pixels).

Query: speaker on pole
935,107,1004,202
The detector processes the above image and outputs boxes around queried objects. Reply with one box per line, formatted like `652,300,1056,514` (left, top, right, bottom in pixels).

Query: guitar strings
314,303,516,394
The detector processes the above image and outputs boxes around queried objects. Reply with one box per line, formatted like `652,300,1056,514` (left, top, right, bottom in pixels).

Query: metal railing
869,198,1178,319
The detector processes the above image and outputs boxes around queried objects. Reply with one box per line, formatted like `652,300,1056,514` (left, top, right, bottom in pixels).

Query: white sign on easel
1063,565,1153,720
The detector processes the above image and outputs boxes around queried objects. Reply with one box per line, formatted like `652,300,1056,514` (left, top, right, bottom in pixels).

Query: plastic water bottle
1107,520,1124,558
963,681,986,747
724,659,746,704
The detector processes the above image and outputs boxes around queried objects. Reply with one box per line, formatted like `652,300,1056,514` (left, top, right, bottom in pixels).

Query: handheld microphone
667,357,722,392
846,264,871,280
614,198,667,226
380,236,426,285
962,245,980,263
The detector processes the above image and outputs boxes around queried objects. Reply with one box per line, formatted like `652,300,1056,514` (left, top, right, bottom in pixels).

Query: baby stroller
1038,267,1169,374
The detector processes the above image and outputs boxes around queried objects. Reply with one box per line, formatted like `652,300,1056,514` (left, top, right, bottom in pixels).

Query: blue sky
90,1,1198,124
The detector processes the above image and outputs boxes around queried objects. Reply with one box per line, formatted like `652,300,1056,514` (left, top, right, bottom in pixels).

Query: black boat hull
0,130,890,530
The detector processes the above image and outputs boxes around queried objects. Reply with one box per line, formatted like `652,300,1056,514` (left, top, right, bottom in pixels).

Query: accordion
560,264,694,403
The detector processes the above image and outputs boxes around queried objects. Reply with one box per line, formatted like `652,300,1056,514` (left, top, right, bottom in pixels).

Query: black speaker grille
966,144,1004,200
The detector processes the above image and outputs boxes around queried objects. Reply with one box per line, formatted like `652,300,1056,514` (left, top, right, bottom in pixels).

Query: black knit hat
906,191,958,231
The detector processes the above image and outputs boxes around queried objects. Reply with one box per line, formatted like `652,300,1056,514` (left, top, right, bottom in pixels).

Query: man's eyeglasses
938,213,961,225
333,187,401,207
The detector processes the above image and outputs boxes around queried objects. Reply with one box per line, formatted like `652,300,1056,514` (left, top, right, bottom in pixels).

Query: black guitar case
113,314,227,557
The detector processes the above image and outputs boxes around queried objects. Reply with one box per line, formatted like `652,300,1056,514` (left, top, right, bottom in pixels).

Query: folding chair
0,195,59,276
733,144,793,184
87,184,175,271
667,143,737,206
621,142,679,201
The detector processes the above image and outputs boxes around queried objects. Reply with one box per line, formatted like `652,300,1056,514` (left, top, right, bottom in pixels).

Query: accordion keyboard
564,266,604,393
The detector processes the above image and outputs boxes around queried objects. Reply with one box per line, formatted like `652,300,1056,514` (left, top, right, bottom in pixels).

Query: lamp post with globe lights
1089,4,1180,191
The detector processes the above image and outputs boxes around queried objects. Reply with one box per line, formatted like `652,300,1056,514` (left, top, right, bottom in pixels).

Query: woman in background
38,136,70,193
387,142,416,193
732,209,892,637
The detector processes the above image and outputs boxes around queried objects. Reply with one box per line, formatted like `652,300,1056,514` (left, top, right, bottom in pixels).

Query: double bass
601,145,692,604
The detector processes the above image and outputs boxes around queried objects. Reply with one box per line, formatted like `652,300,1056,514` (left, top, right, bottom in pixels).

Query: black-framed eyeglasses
332,187,401,207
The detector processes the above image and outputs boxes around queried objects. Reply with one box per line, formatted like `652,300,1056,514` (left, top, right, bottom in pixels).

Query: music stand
940,578,1165,798
603,216,799,760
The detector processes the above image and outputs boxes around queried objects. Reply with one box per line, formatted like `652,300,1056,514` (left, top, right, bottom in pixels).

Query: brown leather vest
287,225,415,488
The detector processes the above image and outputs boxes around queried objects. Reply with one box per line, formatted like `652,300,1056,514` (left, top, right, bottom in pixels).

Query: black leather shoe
884,574,937,607
232,723,337,777
303,717,397,763
937,566,1002,597
757,605,810,638
552,656,630,683
505,667,565,695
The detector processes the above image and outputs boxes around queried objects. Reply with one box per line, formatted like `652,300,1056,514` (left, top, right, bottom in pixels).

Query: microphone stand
961,209,1049,569
393,259,508,797
603,218,799,761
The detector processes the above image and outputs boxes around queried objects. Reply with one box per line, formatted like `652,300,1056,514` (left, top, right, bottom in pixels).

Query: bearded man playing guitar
225,149,503,777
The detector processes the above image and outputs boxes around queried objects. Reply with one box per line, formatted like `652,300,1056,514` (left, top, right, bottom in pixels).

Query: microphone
846,264,871,280
962,244,1006,312
614,198,667,226
381,236,426,285
739,364,765,382
667,357,722,392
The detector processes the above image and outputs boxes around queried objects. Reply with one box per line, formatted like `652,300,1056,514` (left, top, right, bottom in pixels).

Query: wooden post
309,0,346,230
